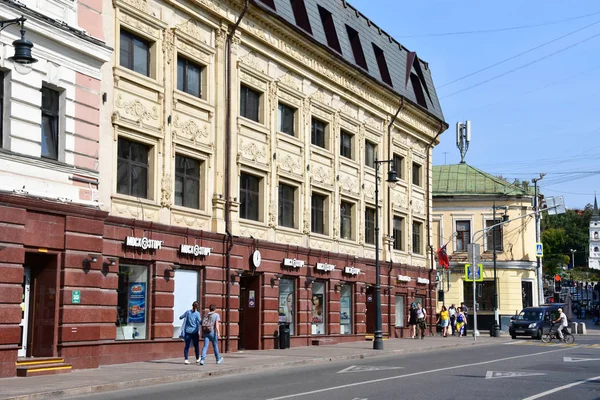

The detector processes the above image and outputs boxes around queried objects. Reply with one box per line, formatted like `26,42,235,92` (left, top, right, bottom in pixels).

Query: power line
398,11,600,38
541,188,597,196
440,31,600,99
439,19,600,88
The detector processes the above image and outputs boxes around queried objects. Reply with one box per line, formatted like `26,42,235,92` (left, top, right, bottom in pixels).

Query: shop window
172,269,199,338
393,216,404,251
240,172,261,221
412,221,422,255
365,140,377,169
278,183,296,228
485,219,503,251
412,162,422,187
311,281,326,335
393,154,404,180
340,130,353,160
395,295,405,327
278,278,295,335
117,137,150,199
177,56,203,98
311,117,327,149
240,85,261,123
365,207,375,245
340,201,354,240
456,220,471,252
120,29,150,77
175,154,200,209
41,87,60,160
278,103,296,136
311,192,327,235
116,265,148,340
340,284,352,334
464,280,496,311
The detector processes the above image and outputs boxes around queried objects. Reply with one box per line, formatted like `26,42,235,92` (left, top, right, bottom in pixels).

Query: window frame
239,172,261,222
365,140,377,169
393,216,404,251
240,84,261,123
340,130,354,160
364,206,376,245
278,182,297,229
340,200,354,241
463,280,497,312
116,137,151,199
40,86,61,160
412,162,422,187
119,29,151,77
174,154,201,210
176,56,204,98
278,102,296,136
485,219,503,252
455,220,471,252
311,117,327,149
412,220,423,255
393,154,404,180
311,192,327,235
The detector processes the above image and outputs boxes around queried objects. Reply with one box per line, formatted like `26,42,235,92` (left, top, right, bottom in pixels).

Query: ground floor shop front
0,194,436,377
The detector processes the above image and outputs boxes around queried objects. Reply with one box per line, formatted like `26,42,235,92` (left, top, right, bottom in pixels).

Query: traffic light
554,275,561,293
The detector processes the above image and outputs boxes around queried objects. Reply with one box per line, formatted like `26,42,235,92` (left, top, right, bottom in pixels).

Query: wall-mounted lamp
305,277,315,288
230,271,243,284
83,253,99,263
270,273,283,287
170,264,181,271
334,283,342,293
103,258,116,267
1,17,38,75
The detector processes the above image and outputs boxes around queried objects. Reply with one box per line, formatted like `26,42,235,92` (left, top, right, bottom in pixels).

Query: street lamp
1,16,38,74
373,158,398,350
491,203,508,337
570,249,577,269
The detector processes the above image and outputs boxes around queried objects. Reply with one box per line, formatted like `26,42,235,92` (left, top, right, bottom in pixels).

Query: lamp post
570,249,577,269
373,158,398,350
491,203,508,337
0,16,38,74
532,173,546,305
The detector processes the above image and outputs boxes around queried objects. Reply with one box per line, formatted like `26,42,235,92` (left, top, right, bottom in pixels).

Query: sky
350,0,600,210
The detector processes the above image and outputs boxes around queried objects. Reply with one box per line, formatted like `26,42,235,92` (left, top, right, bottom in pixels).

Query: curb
2,340,495,400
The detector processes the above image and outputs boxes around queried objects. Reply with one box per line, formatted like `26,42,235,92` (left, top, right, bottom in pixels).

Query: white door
172,270,199,338
18,268,31,358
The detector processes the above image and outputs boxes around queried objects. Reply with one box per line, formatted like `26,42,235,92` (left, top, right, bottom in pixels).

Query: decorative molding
303,207,310,235
163,28,174,64
268,200,277,228
238,139,267,164
115,94,159,123
173,115,210,144
240,51,264,73
278,154,302,176
160,174,172,208
176,19,209,44
118,0,148,13
215,28,227,49
172,213,210,229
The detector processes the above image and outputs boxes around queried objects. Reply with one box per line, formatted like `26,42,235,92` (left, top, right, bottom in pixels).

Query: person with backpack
179,301,201,364
416,302,427,339
199,304,224,365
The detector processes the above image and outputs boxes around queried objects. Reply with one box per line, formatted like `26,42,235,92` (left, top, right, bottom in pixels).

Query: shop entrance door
522,281,533,308
238,275,260,350
18,268,31,358
365,287,375,334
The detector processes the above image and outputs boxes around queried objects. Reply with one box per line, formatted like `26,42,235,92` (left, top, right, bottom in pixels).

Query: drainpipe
224,0,249,353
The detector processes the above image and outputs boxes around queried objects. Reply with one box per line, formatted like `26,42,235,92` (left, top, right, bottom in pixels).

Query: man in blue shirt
180,301,201,364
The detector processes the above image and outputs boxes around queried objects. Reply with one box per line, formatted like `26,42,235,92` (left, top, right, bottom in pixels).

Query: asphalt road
64,336,600,400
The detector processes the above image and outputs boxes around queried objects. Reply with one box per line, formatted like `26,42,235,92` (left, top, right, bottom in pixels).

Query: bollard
572,322,578,335
578,322,587,335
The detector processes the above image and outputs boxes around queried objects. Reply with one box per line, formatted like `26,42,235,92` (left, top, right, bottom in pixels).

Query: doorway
238,275,260,350
365,286,375,334
18,268,31,358
522,280,533,308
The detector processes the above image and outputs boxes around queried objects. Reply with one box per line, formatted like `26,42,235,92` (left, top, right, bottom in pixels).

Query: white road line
521,375,600,400
264,346,579,400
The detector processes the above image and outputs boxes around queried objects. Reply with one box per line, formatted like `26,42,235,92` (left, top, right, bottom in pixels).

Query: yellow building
432,164,538,332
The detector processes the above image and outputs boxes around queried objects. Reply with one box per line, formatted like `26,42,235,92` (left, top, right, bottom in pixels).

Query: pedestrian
179,301,201,365
437,305,450,337
448,303,457,335
456,307,467,337
416,302,427,339
408,302,418,339
200,304,224,365
460,302,469,336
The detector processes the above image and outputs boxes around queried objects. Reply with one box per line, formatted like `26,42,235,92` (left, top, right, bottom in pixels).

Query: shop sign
71,290,81,304
344,267,361,276
398,275,412,282
417,277,430,285
283,258,305,268
316,263,335,272
179,244,211,257
125,236,163,250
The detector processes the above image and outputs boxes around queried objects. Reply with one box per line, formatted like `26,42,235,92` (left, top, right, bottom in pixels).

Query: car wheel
511,335,517,339
536,329,543,340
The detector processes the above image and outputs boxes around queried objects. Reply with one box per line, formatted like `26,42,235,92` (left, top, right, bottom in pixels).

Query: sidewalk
0,335,503,400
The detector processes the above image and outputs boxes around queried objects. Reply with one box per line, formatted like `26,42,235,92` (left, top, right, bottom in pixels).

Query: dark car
509,304,565,340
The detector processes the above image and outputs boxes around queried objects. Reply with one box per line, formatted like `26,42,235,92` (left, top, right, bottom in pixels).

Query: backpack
202,313,214,333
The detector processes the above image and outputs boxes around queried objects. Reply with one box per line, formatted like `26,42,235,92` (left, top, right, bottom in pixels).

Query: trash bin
279,323,290,349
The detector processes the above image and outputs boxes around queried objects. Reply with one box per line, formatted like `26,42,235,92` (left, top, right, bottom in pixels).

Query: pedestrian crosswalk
505,341,600,348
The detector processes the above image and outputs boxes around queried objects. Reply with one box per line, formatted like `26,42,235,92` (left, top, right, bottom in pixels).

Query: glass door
18,267,31,357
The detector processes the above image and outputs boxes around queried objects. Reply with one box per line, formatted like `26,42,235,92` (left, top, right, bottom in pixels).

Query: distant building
590,196,600,270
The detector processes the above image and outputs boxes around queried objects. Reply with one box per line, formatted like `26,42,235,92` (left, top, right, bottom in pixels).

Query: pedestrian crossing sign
465,263,483,282
536,242,543,258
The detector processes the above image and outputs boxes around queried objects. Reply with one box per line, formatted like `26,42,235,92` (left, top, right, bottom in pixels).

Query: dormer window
346,25,368,70
291,0,312,34
372,44,392,86
318,5,341,53
257,0,276,10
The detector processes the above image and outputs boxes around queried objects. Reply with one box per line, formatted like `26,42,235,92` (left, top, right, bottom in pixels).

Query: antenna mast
456,120,471,164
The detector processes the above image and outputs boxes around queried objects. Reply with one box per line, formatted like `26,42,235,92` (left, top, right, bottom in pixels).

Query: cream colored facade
100,0,445,266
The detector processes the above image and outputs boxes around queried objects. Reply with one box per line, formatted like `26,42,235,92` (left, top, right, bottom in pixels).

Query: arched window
595,232,599,239
595,247,599,252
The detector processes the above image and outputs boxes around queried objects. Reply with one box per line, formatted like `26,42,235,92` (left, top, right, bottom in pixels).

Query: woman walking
408,303,418,339
416,302,427,339
437,305,450,337
179,301,201,364
455,307,467,337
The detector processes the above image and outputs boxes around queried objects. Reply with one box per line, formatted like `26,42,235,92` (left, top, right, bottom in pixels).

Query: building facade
589,196,599,270
0,0,447,377
432,164,538,331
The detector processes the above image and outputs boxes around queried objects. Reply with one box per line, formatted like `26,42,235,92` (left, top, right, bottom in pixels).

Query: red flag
437,246,449,269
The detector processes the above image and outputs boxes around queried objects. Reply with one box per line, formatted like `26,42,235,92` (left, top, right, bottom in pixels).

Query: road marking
485,371,546,379
563,356,600,362
338,365,403,373
264,347,578,400
521,375,600,400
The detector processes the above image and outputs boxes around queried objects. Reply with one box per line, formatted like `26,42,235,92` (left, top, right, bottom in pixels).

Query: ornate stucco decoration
238,140,267,163
333,215,339,240
240,51,264,73
115,94,159,124
312,166,333,187
118,0,148,13
392,192,408,209
176,19,209,44
160,174,172,208
303,207,310,235
268,201,277,228
340,175,359,195
173,115,209,144
163,28,174,64
278,154,302,176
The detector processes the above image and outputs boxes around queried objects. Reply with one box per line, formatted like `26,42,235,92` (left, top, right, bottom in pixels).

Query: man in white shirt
552,308,568,341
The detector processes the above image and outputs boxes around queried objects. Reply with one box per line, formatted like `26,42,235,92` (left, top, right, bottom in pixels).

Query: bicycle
541,323,575,344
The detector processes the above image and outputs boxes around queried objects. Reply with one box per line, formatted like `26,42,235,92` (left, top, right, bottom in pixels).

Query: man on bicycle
552,308,568,341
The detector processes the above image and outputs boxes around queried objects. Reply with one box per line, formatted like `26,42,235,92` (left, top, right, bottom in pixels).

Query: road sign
72,290,80,304
535,243,543,258
465,264,483,282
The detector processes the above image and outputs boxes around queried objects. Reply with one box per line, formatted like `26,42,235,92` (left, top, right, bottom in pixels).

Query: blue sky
350,0,599,209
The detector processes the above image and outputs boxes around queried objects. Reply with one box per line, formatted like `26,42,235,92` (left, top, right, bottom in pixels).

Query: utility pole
532,173,546,305
570,249,577,269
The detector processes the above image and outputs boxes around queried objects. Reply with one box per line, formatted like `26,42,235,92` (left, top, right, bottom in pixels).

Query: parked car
509,304,565,340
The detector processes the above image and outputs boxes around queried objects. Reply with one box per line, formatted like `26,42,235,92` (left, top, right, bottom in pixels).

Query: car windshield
517,309,543,321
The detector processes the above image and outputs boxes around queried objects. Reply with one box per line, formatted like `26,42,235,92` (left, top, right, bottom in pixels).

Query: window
340,285,352,334
240,85,261,122
177,57,203,98
595,247,599,252
456,221,471,252
372,43,392,86
595,232,599,239
340,130,353,160
395,295,405,327
311,118,327,149
393,216,404,251
278,103,296,136
318,5,341,53
278,183,296,228
412,221,422,254
464,281,496,311
117,138,149,198
240,172,260,221
365,207,375,245
346,25,368,70
393,154,404,180
41,87,60,160
311,281,326,335
257,0,276,10
172,269,199,338
412,162,422,187
340,201,353,240
311,193,326,235
410,73,427,109
116,265,149,340
365,141,377,168
291,0,312,33
120,30,150,76
485,219,503,252
0,72,4,146
174,155,200,209
278,278,295,335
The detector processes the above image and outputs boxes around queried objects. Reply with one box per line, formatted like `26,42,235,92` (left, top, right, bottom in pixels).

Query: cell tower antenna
456,120,471,164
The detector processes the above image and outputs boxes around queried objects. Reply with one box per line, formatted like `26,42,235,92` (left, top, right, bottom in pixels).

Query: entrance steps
16,357,72,377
